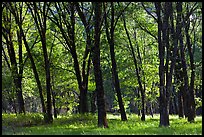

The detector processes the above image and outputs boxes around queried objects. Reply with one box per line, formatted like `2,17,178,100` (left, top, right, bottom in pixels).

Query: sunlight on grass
2,113,202,135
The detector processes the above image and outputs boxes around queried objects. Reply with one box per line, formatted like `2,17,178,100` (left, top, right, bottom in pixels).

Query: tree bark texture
92,2,108,128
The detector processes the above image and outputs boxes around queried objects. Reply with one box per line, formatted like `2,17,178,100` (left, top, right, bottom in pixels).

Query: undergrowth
2,113,202,135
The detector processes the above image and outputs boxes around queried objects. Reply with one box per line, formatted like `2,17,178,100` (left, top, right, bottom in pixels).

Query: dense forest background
2,2,202,128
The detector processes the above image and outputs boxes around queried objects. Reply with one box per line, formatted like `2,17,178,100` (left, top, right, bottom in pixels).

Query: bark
123,11,145,121
184,9,196,122
92,2,108,128
51,74,57,118
2,16,25,114
70,2,89,113
177,2,192,121
16,29,25,114
164,2,178,124
163,3,170,122
28,2,53,123
135,30,146,121
10,2,47,116
155,2,169,127
49,2,90,113
175,50,184,117
20,28,47,116
91,91,97,113
104,2,127,121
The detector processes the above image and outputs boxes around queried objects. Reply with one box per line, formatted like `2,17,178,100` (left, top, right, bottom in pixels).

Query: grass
2,113,202,135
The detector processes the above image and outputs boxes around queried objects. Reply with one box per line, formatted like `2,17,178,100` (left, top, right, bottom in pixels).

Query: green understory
2,113,202,135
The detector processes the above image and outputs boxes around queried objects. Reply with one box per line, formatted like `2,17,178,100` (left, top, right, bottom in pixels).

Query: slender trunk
51,74,57,118
74,2,92,113
175,50,184,118
32,2,53,123
123,12,145,121
104,2,127,121
91,90,97,113
173,88,178,115
185,14,196,122
178,87,184,117
17,29,25,114
177,2,191,120
20,26,47,116
4,29,25,114
41,32,53,124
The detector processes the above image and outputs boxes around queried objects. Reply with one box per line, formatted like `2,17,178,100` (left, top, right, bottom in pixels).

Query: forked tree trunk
104,2,127,121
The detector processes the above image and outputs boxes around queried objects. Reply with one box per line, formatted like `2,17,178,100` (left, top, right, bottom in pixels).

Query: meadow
2,113,202,135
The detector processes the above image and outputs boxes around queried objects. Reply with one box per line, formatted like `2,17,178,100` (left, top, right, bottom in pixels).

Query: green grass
2,113,202,135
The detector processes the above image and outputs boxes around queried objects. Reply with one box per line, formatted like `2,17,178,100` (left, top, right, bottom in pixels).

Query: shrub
2,113,44,128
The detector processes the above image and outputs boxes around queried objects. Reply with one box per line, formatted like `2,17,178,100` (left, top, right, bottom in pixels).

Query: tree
2,3,25,114
27,2,53,123
122,7,146,121
103,2,128,121
48,2,91,113
92,2,108,128
155,2,170,127
74,2,93,113
184,3,197,122
6,2,48,119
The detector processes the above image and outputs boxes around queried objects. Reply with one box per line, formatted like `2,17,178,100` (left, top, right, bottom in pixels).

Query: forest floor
2,113,202,135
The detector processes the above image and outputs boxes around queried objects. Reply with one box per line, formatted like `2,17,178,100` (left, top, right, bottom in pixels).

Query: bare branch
141,2,158,22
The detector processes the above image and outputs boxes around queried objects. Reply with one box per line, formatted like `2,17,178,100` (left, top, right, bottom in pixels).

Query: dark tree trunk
2,21,25,114
175,50,184,118
49,2,90,114
12,4,47,116
29,2,53,123
173,87,178,115
70,2,89,114
164,1,178,124
20,27,47,116
137,88,141,116
184,11,196,122
92,2,108,128
155,2,169,127
163,2,170,124
104,2,127,121
123,12,145,121
42,23,53,124
16,29,25,114
51,74,57,118
177,2,191,121
91,91,97,113
178,86,184,117
42,31,53,124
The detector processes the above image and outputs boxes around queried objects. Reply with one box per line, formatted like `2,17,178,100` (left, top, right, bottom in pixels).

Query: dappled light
2,1,202,135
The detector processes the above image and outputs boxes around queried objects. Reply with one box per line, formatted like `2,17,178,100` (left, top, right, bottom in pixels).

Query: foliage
1,1,202,129
2,113,44,128
2,113,202,135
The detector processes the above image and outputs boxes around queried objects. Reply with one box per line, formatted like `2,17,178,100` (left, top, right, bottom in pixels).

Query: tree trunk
155,2,169,127
20,26,47,116
175,50,184,118
29,2,53,123
184,12,196,122
92,2,108,128
123,12,145,121
3,25,25,114
91,91,97,113
176,2,191,121
42,29,53,124
17,29,25,114
104,2,127,121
